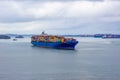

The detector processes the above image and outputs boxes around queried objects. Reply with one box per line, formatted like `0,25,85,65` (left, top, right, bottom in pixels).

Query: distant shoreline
0,34,120,39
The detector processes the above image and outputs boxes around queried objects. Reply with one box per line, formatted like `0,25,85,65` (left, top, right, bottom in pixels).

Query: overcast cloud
0,0,120,34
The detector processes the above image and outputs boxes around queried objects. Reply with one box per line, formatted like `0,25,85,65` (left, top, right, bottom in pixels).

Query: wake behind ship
31,32,78,50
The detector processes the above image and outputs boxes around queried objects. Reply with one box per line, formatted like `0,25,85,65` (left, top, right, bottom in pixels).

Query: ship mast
41,31,45,35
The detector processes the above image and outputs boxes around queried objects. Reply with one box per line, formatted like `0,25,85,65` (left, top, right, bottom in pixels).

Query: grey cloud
2,0,119,3
5,0,104,1
0,0,120,34
0,0,120,23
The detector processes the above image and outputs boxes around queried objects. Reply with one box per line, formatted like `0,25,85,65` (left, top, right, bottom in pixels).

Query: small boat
13,38,17,41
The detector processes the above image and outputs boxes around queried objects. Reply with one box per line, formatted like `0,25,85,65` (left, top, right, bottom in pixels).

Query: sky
0,0,120,35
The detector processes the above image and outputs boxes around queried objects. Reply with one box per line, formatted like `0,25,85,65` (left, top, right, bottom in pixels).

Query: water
0,37,120,80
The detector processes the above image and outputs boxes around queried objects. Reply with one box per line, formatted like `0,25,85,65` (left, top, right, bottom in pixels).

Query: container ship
31,32,78,50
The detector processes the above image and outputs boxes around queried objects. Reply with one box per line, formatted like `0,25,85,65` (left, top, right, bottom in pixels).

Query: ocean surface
0,37,120,80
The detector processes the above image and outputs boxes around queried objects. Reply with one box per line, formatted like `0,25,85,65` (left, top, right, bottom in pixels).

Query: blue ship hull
31,41,78,50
